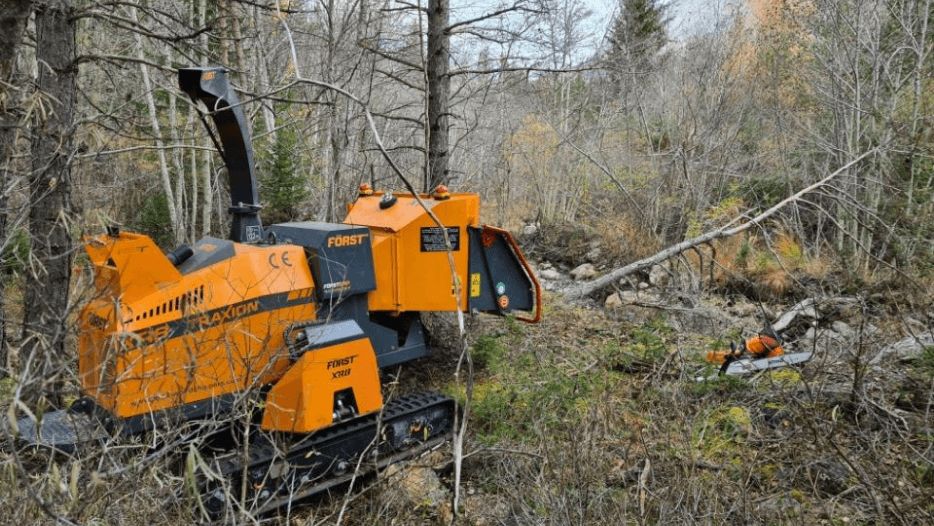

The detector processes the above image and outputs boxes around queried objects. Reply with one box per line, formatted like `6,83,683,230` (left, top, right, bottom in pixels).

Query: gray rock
570,263,597,281
638,281,649,290
803,327,816,341
539,268,562,281
521,224,538,236
869,332,934,365
605,292,623,309
619,290,641,303
383,464,451,513
649,264,669,287
831,321,854,339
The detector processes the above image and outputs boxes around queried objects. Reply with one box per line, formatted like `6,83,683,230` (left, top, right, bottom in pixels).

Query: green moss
914,464,934,487
0,377,15,404
762,368,802,388
692,406,752,463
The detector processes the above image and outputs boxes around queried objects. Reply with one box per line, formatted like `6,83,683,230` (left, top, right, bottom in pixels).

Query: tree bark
426,0,450,191
0,0,33,372
23,0,77,389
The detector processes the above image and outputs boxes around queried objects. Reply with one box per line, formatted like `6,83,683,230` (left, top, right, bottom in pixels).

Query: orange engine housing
79,232,316,419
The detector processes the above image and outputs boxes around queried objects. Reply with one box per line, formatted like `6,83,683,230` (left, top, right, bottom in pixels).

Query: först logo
327,233,368,248
327,354,357,370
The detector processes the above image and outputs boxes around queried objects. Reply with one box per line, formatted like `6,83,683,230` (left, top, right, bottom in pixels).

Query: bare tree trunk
199,0,212,236
23,0,76,396
252,5,277,144
323,0,340,221
426,0,450,191
132,8,180,244
0,0,33,372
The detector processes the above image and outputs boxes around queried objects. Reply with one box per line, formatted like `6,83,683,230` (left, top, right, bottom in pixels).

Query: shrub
0,228,29,276
260,126,310,223
132,191,174,248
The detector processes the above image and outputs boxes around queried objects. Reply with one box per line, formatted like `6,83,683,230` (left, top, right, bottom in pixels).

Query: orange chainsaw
700,328,811,380
707,331,785,373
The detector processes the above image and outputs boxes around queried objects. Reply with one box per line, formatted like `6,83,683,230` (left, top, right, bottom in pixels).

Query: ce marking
268,251,293,269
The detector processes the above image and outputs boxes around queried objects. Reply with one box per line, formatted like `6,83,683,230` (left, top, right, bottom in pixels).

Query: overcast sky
584,0,740,42
446,0,741,61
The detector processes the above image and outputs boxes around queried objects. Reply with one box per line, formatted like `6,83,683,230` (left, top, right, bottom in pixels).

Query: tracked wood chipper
15,67,541,516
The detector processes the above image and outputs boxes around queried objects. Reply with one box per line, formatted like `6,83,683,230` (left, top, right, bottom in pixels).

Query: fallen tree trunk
771,296,859,333
565,149,878,299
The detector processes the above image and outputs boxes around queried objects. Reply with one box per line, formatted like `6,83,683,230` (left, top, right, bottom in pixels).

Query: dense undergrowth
1,292,931,525
370,290,932,525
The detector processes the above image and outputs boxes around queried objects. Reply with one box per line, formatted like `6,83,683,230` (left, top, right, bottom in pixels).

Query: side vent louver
131,285,205,323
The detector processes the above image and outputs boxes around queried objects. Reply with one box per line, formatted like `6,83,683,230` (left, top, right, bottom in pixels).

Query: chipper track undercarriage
202,392,454,518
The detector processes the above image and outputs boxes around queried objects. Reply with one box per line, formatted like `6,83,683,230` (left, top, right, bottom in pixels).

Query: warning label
420,226,460,252
470,273,481,297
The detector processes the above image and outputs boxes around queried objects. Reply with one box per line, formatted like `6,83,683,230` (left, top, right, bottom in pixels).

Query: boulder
869,332,934,365
383,463,451,518
539,268,562,281
570,263,597,281
521,224,539,237
605,292,623,309
831,321,855,339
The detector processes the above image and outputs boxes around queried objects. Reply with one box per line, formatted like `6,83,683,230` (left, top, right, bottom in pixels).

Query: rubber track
203,391,454,518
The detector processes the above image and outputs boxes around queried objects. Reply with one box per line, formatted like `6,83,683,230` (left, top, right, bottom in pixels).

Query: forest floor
309,222,934,525
1,231,932,525
317,291,932,525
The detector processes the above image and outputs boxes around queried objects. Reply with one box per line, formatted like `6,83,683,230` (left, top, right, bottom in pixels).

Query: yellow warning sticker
470,273,481,297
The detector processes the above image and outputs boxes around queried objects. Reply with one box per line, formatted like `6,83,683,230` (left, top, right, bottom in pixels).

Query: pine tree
607,0,669,83
260,126,309,224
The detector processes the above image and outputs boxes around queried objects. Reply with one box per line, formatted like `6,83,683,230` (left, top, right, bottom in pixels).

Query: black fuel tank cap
379,192,397,209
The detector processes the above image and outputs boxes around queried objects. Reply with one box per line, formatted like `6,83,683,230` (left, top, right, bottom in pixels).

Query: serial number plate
420,227,460,252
